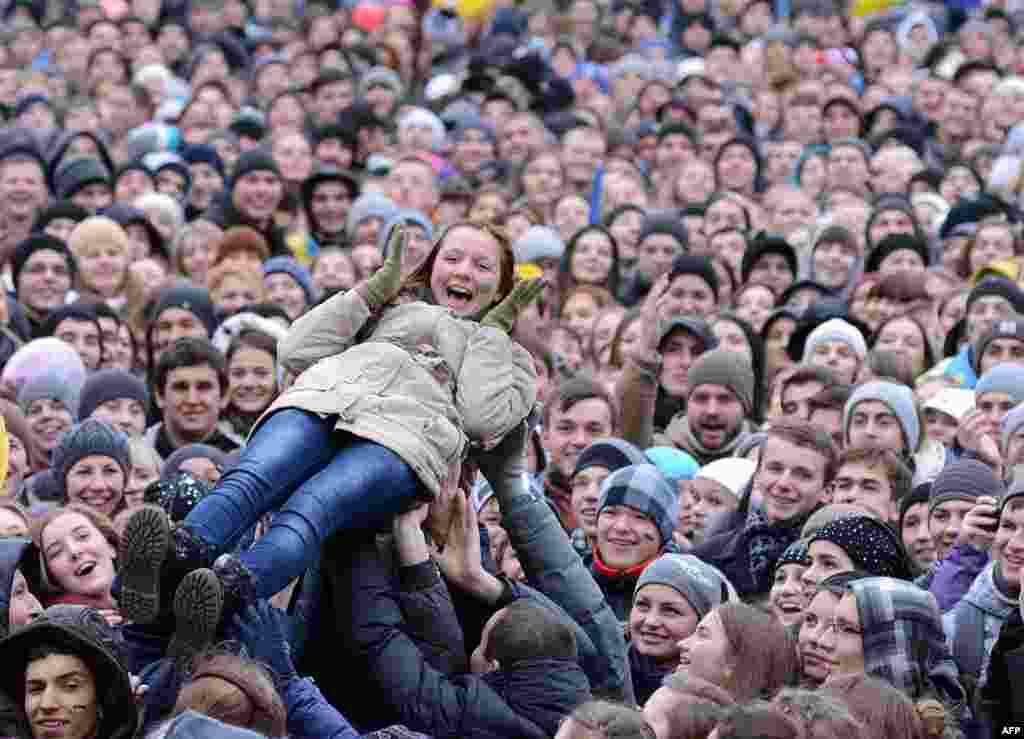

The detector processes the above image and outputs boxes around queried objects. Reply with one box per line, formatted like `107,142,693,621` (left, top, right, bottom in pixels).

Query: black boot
168,569,224,661
118,506,216,625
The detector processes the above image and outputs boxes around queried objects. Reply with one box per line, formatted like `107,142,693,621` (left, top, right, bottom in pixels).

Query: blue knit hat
1002,403,1024,456
378,210,435,257
180,143,225,178
644,447,700,487
263,256,318,306
975,363,1024,406
844,381,920,452
597,464,679,546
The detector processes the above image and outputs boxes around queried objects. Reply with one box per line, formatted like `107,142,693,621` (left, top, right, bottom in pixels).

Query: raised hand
480,278,545,333
364,227,409,310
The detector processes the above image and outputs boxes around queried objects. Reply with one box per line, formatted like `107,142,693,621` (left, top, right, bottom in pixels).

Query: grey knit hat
929,459,1004,514
17,371,82,421
804,318,867,360
973,315,1024,374
513,226,565,264
54,156,111,201
78,370,149,421
52,419,132,499
686,350,756,414
358,66,405,99
635,553,725,620
975,363,1024,406
843,381,920,452
597,464,679,546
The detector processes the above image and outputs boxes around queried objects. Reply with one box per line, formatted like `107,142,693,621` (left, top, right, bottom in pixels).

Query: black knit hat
53,156,111,201
899,483,931,534
78,369,149,420
572,438,648,480
31,200,90,233
52,419,132,499
639,211,689,250
147,285,217,338
967,277,1024,316
229,149,280,190
809,515,914,580
939,192,1016,240
10,233,76,292
864,233,930,274
668,254,719,301
741,233,797,284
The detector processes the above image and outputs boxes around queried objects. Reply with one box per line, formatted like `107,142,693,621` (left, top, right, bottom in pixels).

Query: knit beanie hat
843,381,920,452
262,256,319,306
864,234,930,274
929,459,1004,513
1002,404,1024,456
899,483,931,532
78,370,149,421
17,371,81,421
644,447,700,487
922,388,976,425
809,515,914,580
975,363,1024,406
2,339,86,404
638,212,688,251
973,315,1024,374
513,226,566,264
741,234,798,284
52,419,132,498
686,350,756,415
803,318,867,361
573,438,648,480
230,149,280,190
346,193,399,242
67,217,130,260
148,285,217,338
32,201,89,233
967,277,1024,316
634,553,726,620
379,210,435,257
162,444,230,479
668,255,719,300
777,539,811,568
180,143,225,177
54,156,111,201
597,464,679,546
11,234,76,293
999,475,1024,518
694,457,757,500
358,66,405,99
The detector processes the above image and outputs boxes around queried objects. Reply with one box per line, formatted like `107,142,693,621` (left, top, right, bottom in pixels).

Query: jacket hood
963,561,1018,619
0,538,39,638
0,618,137,739
482,658,591,737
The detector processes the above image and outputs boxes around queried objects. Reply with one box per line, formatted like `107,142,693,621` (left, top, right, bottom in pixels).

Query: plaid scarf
742,505,807,593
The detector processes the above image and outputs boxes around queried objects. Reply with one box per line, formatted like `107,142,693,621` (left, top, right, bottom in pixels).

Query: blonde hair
174,220,225,279
129,437,163,475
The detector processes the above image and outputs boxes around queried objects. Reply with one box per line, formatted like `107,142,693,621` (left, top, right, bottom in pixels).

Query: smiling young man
693,419,838,599
11,233,76,338
147,337,238,458
658,350,756,465
831,447,912,524
943,477,1024,689
539,377,617,532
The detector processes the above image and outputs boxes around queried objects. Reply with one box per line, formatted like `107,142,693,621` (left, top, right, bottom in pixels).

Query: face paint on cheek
477,278,498,297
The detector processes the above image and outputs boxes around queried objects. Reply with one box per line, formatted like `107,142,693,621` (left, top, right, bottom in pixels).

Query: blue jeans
184,409,420,598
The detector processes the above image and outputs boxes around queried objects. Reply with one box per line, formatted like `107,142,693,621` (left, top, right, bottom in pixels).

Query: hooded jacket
0,538,39,638
0,618,138,739
264,287,536,500
943,562,1017,691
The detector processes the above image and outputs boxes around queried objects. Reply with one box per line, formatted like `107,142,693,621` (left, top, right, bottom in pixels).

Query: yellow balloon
436,0,495,20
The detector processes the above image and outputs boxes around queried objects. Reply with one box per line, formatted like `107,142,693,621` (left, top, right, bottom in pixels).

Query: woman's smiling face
429,225,504,317
40,512,117,598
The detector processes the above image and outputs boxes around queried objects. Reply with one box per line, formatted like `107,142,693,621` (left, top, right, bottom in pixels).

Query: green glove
364,227,406,309
480,278,545,333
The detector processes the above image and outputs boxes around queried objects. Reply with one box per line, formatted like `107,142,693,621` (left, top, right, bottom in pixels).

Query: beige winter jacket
260,288,537,498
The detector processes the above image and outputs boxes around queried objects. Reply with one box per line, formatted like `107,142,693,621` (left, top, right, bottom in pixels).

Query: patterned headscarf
849,577,960,701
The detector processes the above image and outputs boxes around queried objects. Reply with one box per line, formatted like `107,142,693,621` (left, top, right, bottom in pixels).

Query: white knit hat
695,458,757,500
803,318,868,360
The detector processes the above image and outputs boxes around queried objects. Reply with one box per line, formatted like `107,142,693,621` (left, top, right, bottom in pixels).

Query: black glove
233,601,298,688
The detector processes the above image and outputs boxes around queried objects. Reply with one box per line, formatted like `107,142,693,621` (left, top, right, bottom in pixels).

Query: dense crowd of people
0,0,1022,736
